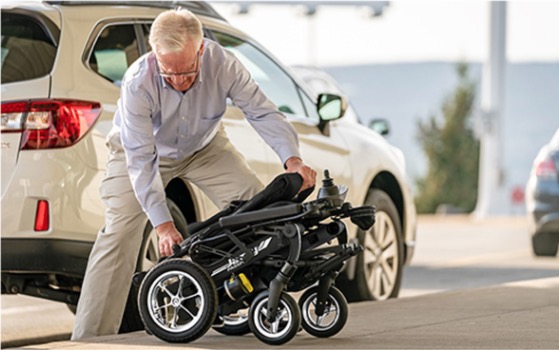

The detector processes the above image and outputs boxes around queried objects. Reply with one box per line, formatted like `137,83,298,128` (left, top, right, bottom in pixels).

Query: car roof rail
44,1,226,21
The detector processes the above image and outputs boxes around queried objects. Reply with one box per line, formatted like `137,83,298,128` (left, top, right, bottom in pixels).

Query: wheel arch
165,178,198,225
370,171,405,255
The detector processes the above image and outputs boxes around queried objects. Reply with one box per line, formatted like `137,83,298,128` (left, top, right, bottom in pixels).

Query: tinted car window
1,13,57,84
89,24,140,85
213,31,306,117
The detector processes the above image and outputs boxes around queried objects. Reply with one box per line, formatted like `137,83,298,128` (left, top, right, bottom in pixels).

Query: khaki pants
72,127,263,340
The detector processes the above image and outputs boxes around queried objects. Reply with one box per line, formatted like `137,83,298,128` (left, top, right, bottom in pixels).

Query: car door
211,31,352,188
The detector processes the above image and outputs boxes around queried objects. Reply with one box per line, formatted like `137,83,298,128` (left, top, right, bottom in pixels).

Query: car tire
532,232,559,257
339,189,403,302
119,198,189,333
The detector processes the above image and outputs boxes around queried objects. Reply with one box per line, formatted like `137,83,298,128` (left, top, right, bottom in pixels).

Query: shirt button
182,116,186,120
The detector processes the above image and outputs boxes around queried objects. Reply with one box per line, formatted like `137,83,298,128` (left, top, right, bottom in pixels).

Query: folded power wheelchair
136,170,375,345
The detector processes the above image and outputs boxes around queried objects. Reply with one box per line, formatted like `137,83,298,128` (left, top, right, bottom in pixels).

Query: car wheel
119,198,189,333
532,232,559,257
339,189,403,302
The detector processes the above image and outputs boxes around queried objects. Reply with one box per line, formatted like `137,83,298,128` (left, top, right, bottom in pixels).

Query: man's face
156,43,203,91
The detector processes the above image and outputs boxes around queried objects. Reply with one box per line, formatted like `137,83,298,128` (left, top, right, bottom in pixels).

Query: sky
210,1,559,66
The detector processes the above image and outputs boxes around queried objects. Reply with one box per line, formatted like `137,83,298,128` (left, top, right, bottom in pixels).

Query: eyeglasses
158,49,201,79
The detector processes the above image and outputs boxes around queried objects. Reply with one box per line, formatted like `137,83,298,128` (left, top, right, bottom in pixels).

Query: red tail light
34,200,50,231
1,99,101,150
535,156,557,179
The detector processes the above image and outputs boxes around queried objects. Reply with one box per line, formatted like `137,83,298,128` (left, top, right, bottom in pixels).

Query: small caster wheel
249,291,300,345
299,286,348,337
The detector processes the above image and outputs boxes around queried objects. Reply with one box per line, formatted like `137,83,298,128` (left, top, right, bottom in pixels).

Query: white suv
1,1,416,331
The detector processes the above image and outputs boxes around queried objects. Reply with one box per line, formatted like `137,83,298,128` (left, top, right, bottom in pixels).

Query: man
72,9,316,340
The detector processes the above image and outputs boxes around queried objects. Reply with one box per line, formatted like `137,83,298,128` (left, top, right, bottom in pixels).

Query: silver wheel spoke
158,282,176,299
179,304,197,319
153,302,172,312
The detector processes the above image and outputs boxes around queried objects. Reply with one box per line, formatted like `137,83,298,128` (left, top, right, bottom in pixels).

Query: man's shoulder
205,39,232,60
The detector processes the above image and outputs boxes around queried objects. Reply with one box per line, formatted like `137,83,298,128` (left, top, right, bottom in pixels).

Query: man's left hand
285,157,317,191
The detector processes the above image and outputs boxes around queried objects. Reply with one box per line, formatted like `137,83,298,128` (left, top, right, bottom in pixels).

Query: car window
212,31,306,117
1,13,57,84
89,24,141,86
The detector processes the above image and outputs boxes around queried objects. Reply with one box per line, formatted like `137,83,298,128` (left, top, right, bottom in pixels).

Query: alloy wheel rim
146,270,205,333
301,292,339,330
253,297,292,338
362,210,399,300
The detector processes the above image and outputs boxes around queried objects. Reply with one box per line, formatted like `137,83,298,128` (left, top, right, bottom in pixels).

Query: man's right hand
156,221,183,257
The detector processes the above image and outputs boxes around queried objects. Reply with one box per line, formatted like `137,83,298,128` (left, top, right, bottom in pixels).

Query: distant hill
324,62,559,214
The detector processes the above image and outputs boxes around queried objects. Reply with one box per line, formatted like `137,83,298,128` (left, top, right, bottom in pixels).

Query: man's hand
155,221,183,257
285,156,317,191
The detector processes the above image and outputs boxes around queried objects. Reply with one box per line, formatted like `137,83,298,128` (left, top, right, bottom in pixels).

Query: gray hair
149,9,203,55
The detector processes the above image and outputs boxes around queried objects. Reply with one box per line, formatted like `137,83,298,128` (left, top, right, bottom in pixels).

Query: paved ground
10,276,559,350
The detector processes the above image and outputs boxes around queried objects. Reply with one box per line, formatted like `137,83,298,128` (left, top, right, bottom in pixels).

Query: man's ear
200,41,205,55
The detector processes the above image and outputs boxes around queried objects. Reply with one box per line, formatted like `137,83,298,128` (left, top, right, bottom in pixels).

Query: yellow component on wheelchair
238,273,253,293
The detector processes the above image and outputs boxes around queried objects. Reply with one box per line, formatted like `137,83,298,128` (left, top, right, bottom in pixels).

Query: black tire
248,291,300,345
138,259,218,343
213,309,251,336
299,286,348,338
119,199,189,333
532,232,559,257
339,189,403,302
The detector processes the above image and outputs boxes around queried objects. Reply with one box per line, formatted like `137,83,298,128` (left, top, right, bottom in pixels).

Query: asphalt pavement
9,276,559,349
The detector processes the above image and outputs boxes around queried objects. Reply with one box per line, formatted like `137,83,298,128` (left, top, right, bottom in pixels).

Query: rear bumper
533,212,559,236
1,238,92,277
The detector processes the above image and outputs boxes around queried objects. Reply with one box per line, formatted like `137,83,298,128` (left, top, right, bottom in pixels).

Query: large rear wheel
138,259,218,343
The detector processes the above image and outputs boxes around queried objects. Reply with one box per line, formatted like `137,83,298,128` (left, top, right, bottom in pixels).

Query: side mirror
369,118,390,136
316,93,347,133
317,93,347,122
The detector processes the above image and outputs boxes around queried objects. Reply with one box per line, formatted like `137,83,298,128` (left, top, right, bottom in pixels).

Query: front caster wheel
299,286,348,337
248,291,300,345
138,259,217,343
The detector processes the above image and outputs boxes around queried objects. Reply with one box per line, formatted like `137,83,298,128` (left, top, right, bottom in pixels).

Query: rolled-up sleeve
225,52,301,165
119,79,171,227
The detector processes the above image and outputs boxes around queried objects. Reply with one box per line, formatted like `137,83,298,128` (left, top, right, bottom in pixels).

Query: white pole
474,1,507,219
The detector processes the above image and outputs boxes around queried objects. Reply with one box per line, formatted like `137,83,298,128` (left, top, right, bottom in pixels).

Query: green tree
415,63,480,214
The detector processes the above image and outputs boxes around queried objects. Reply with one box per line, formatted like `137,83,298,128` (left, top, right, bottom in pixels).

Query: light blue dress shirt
111,39,301,227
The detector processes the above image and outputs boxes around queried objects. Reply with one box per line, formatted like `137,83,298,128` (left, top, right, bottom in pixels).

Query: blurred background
210,1,559,216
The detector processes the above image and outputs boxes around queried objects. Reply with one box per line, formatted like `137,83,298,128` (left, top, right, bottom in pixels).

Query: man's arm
118,78,182,256
223,50,316,190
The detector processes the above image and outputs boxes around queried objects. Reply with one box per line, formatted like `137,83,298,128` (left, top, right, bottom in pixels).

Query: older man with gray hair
72,8,316,340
